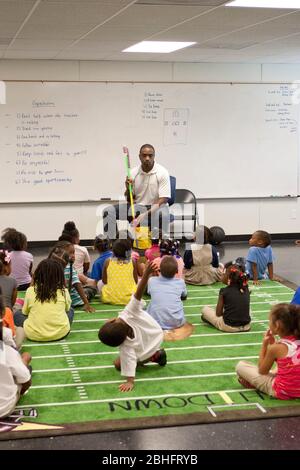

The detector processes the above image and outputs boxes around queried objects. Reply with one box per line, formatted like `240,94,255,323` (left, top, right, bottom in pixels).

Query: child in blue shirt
90,235,112,282
147,255,187,330
246,230,274,285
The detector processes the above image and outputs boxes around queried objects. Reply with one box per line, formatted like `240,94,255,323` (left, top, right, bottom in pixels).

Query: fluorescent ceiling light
123,41,196,53
226,0,300,7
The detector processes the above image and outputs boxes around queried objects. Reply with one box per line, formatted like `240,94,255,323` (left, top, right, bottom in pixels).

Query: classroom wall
1,59,300,241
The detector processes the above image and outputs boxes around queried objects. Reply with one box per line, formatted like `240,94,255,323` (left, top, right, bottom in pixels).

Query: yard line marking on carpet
219,392,233,404
23,331,265,346
71,311,271,323
30,371,236,389
30,342,262,359
187,285,290,293
207,402,267,418
67,329,266,337
60,341,89,401
187,292,292,300
74,299,287,315
33,356,258,373
15,388,250,409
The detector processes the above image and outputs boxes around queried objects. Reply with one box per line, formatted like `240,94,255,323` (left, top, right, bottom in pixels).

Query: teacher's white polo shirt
131,163,171,206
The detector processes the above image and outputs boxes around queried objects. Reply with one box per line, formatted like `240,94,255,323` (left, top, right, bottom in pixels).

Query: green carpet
2,280,300,439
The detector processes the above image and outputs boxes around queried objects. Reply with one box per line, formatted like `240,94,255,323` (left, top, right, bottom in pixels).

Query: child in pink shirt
152,239,184,279
236,303,300,399
1,228,33,291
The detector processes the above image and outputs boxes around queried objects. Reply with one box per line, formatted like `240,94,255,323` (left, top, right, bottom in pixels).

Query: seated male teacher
103,144,171,239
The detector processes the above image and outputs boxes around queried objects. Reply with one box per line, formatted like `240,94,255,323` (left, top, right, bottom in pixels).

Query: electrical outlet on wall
291,209,297,219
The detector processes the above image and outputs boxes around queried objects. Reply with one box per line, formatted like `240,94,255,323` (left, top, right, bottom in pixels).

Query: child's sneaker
151,349,167,366
237,375,256,390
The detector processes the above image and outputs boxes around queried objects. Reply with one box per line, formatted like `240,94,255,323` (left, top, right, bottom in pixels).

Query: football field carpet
1,280,300,440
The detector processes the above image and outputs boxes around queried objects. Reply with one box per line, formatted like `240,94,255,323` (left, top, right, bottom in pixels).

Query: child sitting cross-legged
100,238,138,305
98,262,167,392
14,259,74,342
236,303,300,399
147,255,187,330
1,228,33,291
183,225,223,285
90,235,113,284
0,306,32,418
201,261,251,333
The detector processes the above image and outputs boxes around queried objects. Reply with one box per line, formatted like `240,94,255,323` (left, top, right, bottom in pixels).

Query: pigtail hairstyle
159,239,180,257
271,303,300,339
227,264,249,294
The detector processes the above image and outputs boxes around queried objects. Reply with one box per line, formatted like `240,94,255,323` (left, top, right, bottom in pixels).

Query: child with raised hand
152,239,184,279
58,221,90,276
13,259,73,342
98,262,166,392
246,230,274,285
0,293,32,418
100,238,138,305
236,303,300,399
49,241,95,313
202,261,251,333
90,235,112,283
183,225,223,285
1,228,33,291
147,255,187,330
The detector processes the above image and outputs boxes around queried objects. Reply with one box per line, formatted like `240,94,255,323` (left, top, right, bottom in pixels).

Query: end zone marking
207,402,267,418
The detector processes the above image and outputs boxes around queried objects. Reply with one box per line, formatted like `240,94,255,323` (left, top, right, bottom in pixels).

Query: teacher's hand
125,177,133,190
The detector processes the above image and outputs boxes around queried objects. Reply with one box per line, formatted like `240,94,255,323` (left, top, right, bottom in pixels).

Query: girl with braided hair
236,303,300,399
14,259,73,342
201,261,251,333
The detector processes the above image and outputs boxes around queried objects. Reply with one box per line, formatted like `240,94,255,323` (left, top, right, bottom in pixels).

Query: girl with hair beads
100,238,138,305
202,261,251,333
236,303,300,399
1,228,33,291
13,259,73,342
152,239,184,279
49,241,95,312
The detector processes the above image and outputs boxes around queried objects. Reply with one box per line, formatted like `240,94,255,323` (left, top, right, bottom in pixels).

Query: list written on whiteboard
264,85,297,133
141,91,164,120
163,108,189,146
4,103,87,187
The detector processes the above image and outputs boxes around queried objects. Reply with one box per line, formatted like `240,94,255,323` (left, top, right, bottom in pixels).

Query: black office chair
170,188,198,238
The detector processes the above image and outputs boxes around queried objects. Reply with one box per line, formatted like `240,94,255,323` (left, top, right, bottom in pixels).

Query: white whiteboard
0,81,298,202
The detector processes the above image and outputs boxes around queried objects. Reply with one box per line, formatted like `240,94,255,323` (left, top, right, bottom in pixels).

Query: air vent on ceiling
136,0,227,6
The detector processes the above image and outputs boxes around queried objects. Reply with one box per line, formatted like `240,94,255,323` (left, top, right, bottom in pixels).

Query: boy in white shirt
0,320,32,418
98,262,166,392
